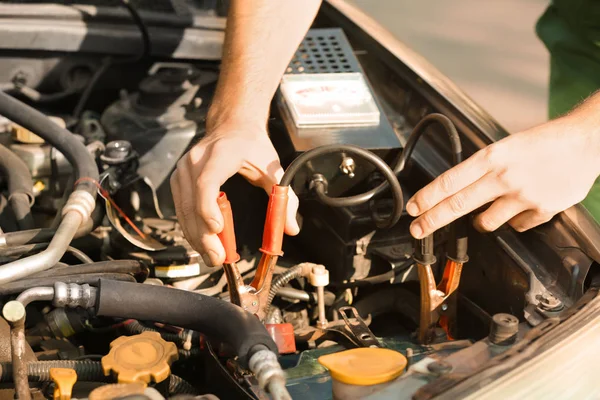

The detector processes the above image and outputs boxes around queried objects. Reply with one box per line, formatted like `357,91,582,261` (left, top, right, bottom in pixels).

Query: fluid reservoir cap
89,382,147,400
102,331,179,384
318,348,407,386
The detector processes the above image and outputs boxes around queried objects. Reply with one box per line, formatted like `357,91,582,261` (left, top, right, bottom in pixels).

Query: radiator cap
102,331,178,384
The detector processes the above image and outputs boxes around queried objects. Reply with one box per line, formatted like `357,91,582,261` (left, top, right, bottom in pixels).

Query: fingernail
207,250,220,266
411,222,423,239
207,218,221,233
406,201,419,216
201,253,213,268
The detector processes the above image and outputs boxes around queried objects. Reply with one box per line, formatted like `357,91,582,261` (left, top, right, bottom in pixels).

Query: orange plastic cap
50,368,77,400
318,348,407,386
101,331,179,384
217,192,240,264
260,185,288,256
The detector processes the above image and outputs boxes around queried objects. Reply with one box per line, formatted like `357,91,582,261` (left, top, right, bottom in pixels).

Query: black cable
279,114,462,229
120,0,151,60
72,0,151,119
280,144,403,229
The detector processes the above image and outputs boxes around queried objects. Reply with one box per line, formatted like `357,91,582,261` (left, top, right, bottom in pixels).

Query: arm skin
171,0,322,266
407,91,600,238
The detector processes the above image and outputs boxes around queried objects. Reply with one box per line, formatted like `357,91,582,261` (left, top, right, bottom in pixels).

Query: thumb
285,189,300,236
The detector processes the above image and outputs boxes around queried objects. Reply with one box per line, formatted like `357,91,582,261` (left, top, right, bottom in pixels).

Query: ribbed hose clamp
53,282,97,309
248,349,286,390
61,190,95,223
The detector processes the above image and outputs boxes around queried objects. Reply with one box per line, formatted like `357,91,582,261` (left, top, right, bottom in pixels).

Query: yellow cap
89,382,147,400
50,368,77,400
318,348,407,386
101,331,179,384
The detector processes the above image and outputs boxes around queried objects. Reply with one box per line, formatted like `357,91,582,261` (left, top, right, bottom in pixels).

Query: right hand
170,122,300,267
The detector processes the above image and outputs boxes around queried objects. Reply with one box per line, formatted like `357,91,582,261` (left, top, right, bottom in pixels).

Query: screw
339,156,356,178
538,292,563,311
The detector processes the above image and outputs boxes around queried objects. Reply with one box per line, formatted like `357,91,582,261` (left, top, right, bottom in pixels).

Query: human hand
406,114,600,238
170,121,300,267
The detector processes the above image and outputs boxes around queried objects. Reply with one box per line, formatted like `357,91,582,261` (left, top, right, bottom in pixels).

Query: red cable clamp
260,185,288,257
217,192,241,264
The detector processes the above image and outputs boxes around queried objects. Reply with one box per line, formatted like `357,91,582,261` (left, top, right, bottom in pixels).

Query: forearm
208,0,322,131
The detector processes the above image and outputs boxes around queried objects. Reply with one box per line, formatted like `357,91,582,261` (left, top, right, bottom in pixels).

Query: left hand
405,113,600,238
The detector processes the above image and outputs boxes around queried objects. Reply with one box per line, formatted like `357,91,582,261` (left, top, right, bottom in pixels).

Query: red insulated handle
217,192,240,264
260,185,288,256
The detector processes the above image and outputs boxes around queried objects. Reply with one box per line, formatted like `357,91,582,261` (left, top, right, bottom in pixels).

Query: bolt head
3,301,25,323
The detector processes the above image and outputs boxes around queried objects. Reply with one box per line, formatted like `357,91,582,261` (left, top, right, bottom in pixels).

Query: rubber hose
95,280,278,367
0,273,135,296
0,91,98,197
31,260,145,279
0,360,196,394
8,194,34,231
2,218,93,246
266,264,309,311
0,144,34,230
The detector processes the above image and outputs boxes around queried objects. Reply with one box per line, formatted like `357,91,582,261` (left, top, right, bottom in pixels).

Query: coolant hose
0,360,197,394
0,91,98,196
0,143,34,230
95,279,278,367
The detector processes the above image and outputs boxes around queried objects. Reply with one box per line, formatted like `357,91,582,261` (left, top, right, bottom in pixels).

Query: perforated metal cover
287,28,360,75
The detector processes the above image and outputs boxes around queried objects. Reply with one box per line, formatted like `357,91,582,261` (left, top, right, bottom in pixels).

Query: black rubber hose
0,91,99,196
9,194,34,231
32,260,145,278
0,243,93,264
0,273,135,296
1,218,93,246
280,144,403,229
0,144,35,230
95,280,278,367
0,360,196,394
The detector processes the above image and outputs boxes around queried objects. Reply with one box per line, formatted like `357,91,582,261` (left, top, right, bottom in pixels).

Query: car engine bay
0,1,598,400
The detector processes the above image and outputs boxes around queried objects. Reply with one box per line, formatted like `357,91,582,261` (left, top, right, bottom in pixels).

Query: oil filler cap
102,331,178,384
318,348,407,386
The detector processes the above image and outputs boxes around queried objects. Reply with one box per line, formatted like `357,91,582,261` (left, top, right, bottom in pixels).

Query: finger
508,210,553,232
171,170,201,251
193,144,242,234
406,151,490,217
177,159,226,266
472,196,528,232
409,173,505,238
